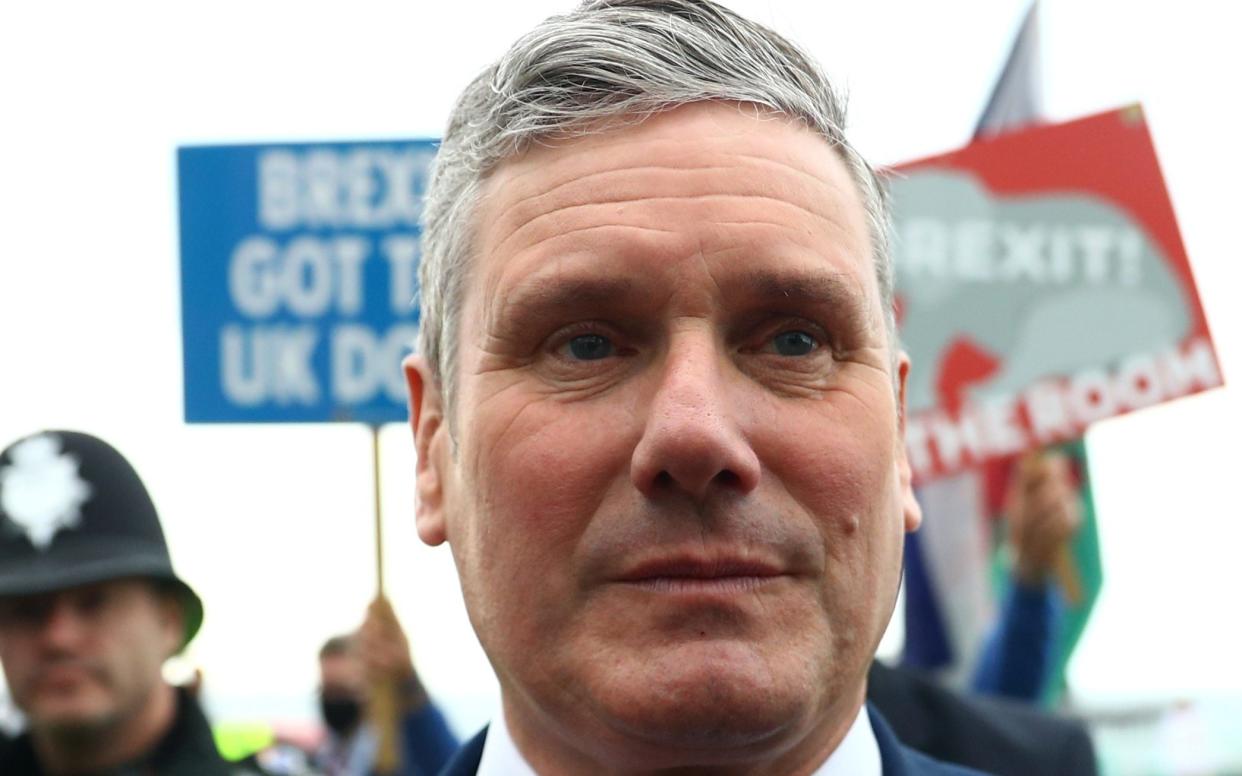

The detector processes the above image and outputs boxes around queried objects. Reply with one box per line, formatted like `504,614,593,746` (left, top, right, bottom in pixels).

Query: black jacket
0,687,249,776
867,661,1098,776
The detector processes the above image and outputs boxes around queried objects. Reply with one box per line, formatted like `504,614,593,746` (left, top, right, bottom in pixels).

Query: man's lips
614,555,788,593
32,664,98,692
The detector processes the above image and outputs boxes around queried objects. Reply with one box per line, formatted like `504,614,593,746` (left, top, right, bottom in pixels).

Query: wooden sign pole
369,424,401,775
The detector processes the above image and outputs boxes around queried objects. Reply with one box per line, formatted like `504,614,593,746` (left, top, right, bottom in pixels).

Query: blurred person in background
970,451,1083,700
903,450,1086,702
0,430,244,775
314,597,457,776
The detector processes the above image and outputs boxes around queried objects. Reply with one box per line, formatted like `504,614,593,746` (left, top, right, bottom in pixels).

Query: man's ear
404,354,449,546
895,352,923,533
156,589,186,659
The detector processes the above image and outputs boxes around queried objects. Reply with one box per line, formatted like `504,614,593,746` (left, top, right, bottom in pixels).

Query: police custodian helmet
0,430,203,648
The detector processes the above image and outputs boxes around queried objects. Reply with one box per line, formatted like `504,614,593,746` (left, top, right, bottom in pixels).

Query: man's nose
37,599,89,651
630,336,761,502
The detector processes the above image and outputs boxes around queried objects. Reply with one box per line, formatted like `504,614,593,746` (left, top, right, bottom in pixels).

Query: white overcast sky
1,1,1239,730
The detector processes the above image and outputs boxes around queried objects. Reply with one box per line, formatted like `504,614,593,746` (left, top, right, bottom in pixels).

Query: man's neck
499,684,867,776
32,682,178,775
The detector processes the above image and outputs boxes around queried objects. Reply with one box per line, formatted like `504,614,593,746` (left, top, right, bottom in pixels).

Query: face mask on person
319,696,362,735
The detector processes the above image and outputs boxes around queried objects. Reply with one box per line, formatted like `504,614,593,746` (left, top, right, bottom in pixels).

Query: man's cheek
474,484,590,581
776,438,885,510
479,409,624,520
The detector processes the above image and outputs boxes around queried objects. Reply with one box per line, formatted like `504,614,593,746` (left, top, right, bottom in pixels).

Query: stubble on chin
26,675,139,753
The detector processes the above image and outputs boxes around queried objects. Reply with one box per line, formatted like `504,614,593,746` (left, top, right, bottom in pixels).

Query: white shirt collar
815,704,882,776
476,702,880,776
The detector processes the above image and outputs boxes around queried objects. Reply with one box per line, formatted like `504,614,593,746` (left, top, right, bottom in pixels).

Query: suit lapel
870,703,915,776
867,662,934,753
438,726,487,776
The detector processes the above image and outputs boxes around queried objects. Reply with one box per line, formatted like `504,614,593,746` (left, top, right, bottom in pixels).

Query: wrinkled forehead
479,104,864,219
468,103,877,306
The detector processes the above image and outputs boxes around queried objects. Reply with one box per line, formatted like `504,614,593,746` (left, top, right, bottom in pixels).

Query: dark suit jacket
867,662,1098,776
437,704,987,775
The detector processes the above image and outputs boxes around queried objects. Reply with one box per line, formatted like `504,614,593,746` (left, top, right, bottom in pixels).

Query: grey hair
418,0,895,413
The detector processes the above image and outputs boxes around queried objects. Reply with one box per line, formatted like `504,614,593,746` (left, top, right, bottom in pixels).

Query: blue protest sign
177,140,437,424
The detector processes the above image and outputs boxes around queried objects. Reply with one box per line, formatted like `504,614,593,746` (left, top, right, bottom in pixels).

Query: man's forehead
319,652,365,685
435,101,892,396
473,105,873,281
480,101,853,207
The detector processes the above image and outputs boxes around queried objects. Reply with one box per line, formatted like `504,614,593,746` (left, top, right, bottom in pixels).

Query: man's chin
582,641,825,755
27,698,118,738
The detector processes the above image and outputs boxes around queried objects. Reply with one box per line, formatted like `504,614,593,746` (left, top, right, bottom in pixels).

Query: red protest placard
890,105,1222,485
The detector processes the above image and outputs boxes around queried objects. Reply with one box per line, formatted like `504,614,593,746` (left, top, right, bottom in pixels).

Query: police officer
0,430,244,775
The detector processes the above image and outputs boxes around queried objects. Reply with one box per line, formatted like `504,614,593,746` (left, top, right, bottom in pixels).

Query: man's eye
0,600,49,626
566,334,614,361
75,590,108,617
770,330,818,356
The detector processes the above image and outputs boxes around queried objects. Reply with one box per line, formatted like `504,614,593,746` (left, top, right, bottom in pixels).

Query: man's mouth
32,663,99,692
616,555,787,594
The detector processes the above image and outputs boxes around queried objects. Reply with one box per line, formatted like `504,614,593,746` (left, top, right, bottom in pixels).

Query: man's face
318,652,365,701
408,102,921,769
0,578,181,735
318,651,365,735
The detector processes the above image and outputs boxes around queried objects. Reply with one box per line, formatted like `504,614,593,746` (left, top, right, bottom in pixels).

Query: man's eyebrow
486,269,871,329
744,270,869,318
490,275,637,325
